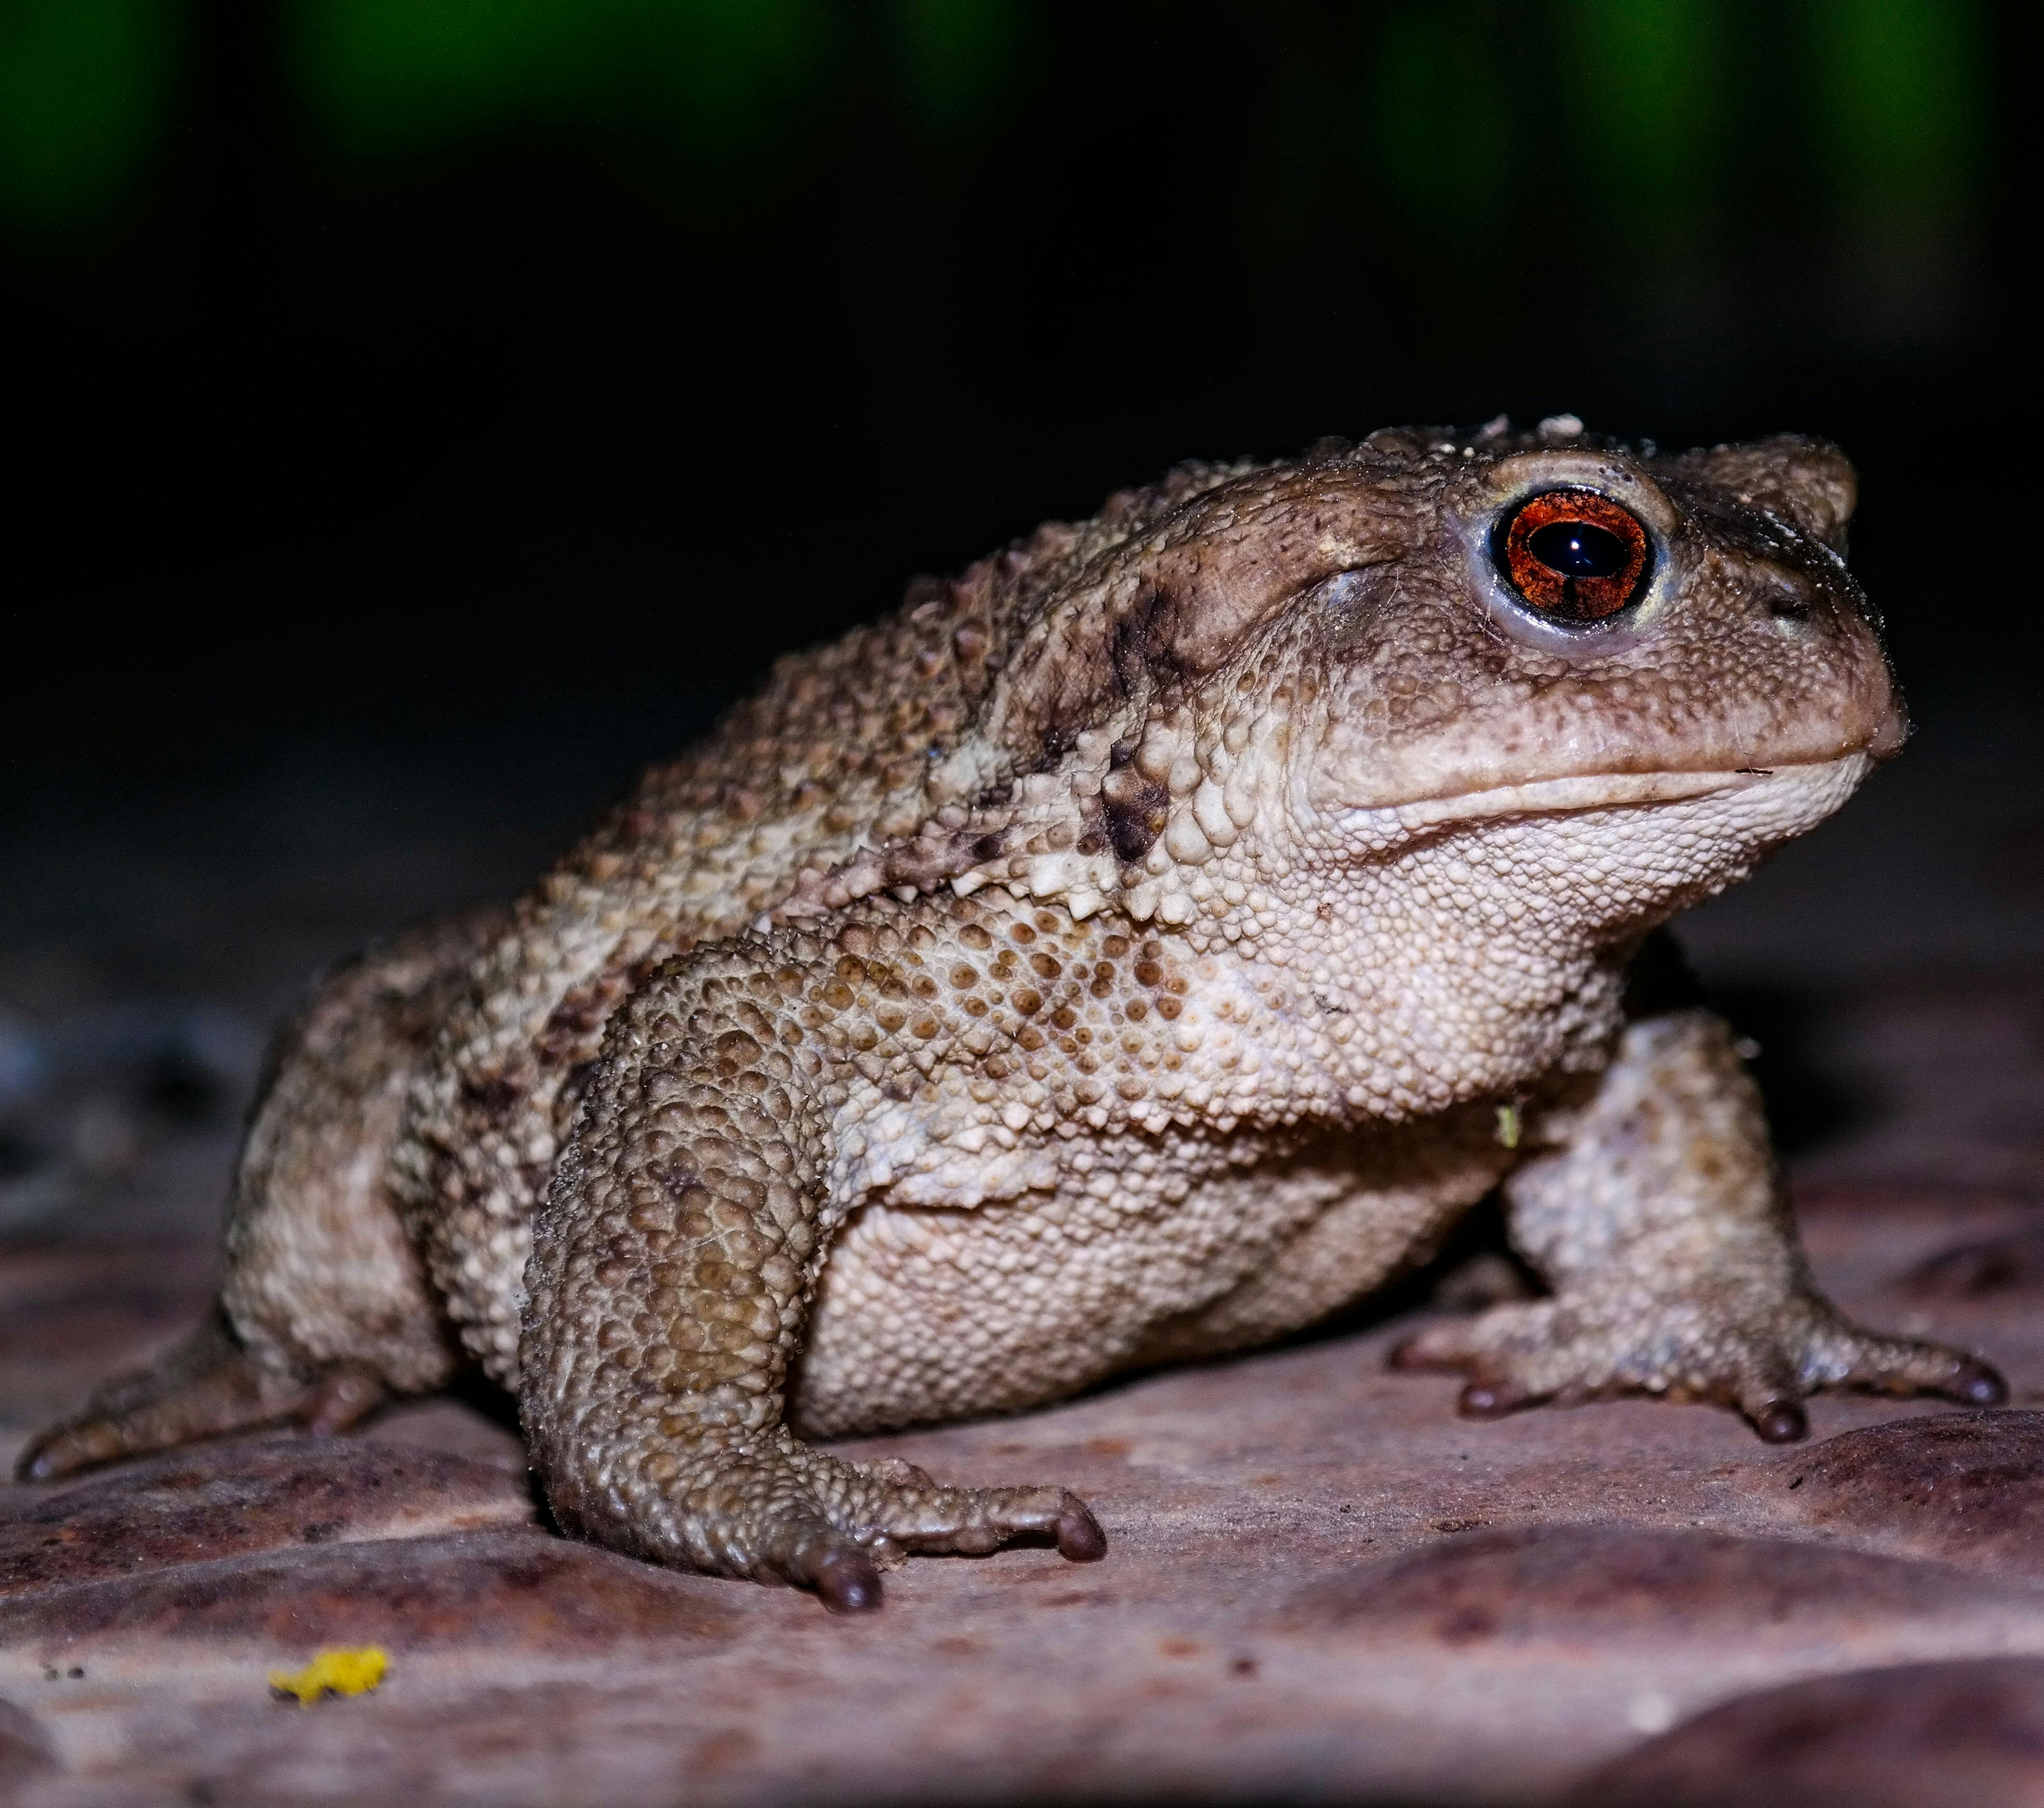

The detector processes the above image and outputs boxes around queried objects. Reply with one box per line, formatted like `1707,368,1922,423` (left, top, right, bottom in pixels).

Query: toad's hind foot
1390,1295,2005,1444
549,1425,1104,1614
16,1307,387,1482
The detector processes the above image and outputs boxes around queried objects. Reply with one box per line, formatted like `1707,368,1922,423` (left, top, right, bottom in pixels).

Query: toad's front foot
566,1427,1105,1613
1390,1294,2005,1443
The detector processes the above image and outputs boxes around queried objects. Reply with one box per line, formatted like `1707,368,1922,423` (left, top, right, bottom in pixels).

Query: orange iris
1499,489,1651,622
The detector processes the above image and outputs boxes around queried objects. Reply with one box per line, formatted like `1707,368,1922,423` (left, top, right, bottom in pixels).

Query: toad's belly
789,1110,1512,1438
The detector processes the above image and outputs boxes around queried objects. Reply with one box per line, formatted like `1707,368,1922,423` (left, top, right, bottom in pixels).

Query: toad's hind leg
16,1307,385,1480
17,908,505,1482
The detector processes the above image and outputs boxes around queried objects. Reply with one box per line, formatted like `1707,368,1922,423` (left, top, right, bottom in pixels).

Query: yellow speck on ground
269,1647,389,1704
1494,1103,1520,1150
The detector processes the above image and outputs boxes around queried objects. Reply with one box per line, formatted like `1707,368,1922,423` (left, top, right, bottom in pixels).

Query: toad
24,419,2003,1611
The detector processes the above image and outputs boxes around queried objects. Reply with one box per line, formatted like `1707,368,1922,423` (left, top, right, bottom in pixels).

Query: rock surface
0,1442,536,1600
1573,1656,2044,1808
4,1174,2044,1805
1764,1411,2044,1569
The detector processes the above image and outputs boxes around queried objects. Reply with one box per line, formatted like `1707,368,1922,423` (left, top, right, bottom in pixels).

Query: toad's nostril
1767,588,1813,621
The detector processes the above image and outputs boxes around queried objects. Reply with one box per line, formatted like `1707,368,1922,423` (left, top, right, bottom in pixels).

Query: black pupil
1527,519,1628,578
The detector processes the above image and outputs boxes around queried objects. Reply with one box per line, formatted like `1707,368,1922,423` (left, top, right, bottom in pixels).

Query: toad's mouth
1378,755,1869,831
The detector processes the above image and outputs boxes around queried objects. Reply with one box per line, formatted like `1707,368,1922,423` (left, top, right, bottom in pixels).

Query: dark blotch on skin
1101,778,1170,864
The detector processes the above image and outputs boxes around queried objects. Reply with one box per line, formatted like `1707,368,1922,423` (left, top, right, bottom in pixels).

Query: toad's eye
1494,489,1651,622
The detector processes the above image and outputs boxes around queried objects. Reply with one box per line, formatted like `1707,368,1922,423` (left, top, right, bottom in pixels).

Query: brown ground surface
2,689,2040,1806
4,1096,2044,1804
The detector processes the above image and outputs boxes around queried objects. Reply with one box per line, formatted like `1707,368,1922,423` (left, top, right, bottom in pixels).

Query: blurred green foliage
1557,0,1723,227
281,0,1021,157
897,0,1022,129
0,0,2002,232
0,0,182,225
1366,3,1510,233
1810,0,1985,214
285,0,827,158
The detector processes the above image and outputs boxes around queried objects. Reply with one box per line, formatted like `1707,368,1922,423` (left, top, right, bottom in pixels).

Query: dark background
2,0,2039,1233
4,0,2038,775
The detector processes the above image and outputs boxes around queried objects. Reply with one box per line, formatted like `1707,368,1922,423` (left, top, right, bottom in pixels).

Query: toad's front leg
517,942,1103,1613
1393,1009,2004,1442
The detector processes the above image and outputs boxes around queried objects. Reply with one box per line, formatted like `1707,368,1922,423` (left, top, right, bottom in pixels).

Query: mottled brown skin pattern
24,421,2005,1612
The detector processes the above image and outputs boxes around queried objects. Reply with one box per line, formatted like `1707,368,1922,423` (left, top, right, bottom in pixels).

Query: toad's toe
1390,1294,2003,1445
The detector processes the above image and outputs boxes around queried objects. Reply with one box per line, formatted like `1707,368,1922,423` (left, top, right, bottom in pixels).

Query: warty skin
23,420,2003,1611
